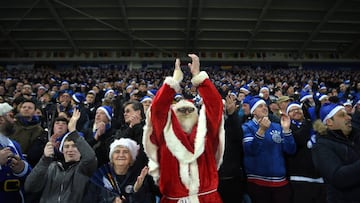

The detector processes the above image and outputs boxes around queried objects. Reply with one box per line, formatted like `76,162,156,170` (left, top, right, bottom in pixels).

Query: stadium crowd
0,58,360,203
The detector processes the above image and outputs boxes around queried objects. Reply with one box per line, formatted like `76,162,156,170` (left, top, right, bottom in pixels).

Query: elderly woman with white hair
82,138,158,203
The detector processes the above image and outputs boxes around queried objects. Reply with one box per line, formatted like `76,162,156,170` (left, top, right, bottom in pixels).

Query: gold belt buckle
4,179,21,192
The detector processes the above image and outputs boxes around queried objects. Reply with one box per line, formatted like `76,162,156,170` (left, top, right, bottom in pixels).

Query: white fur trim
319,95,329,101
163,104,207,197
191,71,209,87
142,109,160,182
215,113,225,169
164,76,181,93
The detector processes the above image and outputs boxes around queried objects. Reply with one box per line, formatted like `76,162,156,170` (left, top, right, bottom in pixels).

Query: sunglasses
177,107,195,113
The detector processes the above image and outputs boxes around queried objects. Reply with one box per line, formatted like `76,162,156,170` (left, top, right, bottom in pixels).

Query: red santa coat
143,71,225,203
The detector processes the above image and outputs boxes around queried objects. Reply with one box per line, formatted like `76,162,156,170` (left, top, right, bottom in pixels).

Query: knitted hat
242,95,252,105
0,102,13,116
174,94,184,101
147,89,157,97
72,93,85,103
319,84,327,90
249,96,266,114
104,89,115,98
240,84,250,94
97,106,112,121
318,94,329,102
320,103,345,124
229,91,237,97
87,90,96,96
38,85,48,91
299,91,312,102
109,138,139,162
342,99,353,107
140,95,153,103
259,86,269,93
286,102,302,115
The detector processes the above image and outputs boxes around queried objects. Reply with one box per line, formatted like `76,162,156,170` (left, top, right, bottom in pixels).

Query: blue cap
320,103,344,124
249,96,266,114
72,93,85,103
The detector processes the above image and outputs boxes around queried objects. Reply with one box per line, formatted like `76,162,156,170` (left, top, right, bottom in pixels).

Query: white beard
173,100,198,134
177,112,198,134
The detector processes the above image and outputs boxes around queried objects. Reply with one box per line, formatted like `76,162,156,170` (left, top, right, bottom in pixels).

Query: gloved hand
173,58,183,83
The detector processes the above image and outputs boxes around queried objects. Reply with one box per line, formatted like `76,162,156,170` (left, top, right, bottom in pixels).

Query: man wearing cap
24,109,97,203
143,54,225,203
312,102,360,202
242,96,296,203
285,102,327,203
0,102,32,203
276,96,292,117
83,105,115,167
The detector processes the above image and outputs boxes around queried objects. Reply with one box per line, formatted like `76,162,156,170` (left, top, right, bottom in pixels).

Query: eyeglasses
177,107,195,113
288,108,302,113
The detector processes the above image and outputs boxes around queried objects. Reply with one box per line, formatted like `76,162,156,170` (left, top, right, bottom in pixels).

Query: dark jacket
312,129,360,203
218,112,244,179
24,131,97,203
82,163,157,203
83,122,116,167
287,119,323,179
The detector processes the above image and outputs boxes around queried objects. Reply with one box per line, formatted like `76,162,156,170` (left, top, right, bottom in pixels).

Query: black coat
312,129,360,202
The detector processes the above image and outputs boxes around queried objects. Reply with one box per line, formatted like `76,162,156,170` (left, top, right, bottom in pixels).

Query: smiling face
62,140,81,162
287,106,304,122
111,145,133,167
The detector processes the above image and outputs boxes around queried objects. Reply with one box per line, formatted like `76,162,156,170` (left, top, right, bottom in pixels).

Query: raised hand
187,54,200,76
133,166,149,192
68,108,81,132
280,113,291,132
173,58,183,82
44,141,55,158
225,94,237,115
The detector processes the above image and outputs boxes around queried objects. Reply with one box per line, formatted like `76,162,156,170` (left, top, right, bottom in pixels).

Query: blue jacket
0,135,32,203
242,118,296,186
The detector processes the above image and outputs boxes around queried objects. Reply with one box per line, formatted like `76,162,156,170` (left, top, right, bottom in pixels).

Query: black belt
0,179,21,192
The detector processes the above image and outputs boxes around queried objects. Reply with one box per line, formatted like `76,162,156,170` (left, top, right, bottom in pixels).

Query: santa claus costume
143,71,225,203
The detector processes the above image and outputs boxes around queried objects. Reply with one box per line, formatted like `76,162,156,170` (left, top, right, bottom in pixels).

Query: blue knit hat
140,95,153,103
320,103,345,124
249,96,266,114
240,84,250,94
104,89,115,98
299,90,313,102
286,102,302,115
72,93,85,103
242,95,252,105
97,105,113,121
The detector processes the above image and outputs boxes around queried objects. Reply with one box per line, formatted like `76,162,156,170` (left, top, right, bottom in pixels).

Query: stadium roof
0,0,359,60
